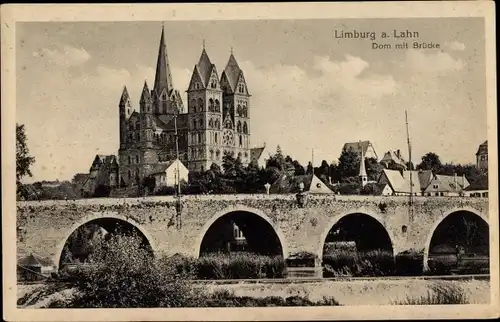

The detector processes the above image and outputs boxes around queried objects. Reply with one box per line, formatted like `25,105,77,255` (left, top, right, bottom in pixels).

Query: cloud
33,45,91,67
403,50,465,73
444,41,466,51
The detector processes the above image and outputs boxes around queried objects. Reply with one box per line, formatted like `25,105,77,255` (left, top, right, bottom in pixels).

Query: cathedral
118,26,252,186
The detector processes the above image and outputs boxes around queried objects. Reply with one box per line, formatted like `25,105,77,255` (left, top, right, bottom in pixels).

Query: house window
128,170,131,179
433,184,438,189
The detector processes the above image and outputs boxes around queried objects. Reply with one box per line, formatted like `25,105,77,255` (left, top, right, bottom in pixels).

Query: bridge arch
196,206,288,259
318,209,395,260
423,207,489,272
54,212,157,270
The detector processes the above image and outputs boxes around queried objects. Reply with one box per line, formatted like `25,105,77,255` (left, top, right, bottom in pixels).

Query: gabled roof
18,254,53,267
476,140,488,156
342,141,374,156
380,150,406,168
148,159,188,176
424,174,470,193
153,25,174,97
73,173,90,185
465,173,488,191
250,146,266,160
222,53,242,92
417,170,434,190
380,169,421,193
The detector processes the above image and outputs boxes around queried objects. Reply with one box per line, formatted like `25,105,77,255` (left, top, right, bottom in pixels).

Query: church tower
139,81,159,178
119,86,132,150
152,25,184,115
186,45,223,172
220,50,251,165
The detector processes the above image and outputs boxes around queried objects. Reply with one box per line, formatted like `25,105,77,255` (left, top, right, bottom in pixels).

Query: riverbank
18,278,490,308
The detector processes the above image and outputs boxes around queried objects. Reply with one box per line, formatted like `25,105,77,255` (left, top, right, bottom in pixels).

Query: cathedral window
216,149,220,160
209,119,213,128
242,107,248,118
197,98,204,112
136,132,140,141
128,170,131,179
135,122,140,130
215,133,218,144
210,80,217,89
190,99,196,113
209,99,214,112
129,133,133,142
243,122,248,134
128,156,131,164
215,99,220,112
237,121,242,133
215,119,220,129
136,155,139,164
244,152,248,158
239,84,245,93
237,105,242,116
239,135,242,147
238,152,242,159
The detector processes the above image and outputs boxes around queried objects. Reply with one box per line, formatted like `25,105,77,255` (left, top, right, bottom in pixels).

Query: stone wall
16,195,489,267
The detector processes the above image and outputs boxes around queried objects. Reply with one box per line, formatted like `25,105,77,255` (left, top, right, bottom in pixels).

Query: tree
338,148,360,180
329,161,340,183
365,157,384,181
417,152,442,172
16,124,36,199
292,160,306,175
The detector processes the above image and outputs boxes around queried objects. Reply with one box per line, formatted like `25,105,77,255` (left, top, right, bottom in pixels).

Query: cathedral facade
118,26,252,186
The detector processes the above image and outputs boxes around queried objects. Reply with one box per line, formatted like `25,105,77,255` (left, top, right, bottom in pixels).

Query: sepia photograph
2,2,498,321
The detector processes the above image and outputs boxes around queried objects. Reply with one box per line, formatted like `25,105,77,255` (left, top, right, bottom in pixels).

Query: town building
270,174,333,194
249,143,269,169
148,159,189,193
476,140,488,171
422,173,470,196
380,149,407,170
342,140,378,160
81,155,119,197
378,169,422,196
464,173,488,197
118,26,254,187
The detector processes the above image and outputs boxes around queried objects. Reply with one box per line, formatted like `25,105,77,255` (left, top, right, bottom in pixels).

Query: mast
405,110,414,220
174,103,182,229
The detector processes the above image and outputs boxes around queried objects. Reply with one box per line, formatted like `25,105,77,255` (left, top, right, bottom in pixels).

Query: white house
250,144,270,169
148,159,189,191
378,169,422,196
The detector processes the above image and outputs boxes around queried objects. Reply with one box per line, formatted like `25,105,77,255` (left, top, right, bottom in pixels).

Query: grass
394,282,469,305
162,252,287,280
323,249,395,277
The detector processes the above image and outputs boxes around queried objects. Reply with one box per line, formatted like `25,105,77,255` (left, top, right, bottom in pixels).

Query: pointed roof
222,53,243,92
153,25,174,96
359,149,367,177
140,81,152,103
119,86,130,106
196,48,215,87
476,140,488,155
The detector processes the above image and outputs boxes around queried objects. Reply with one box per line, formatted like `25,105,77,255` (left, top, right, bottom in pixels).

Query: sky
16,18,487,182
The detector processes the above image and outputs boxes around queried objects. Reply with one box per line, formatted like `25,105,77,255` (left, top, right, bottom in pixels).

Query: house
380,149,407,170
423,174,470,196
147,159,189,192
464,173,488,197
17,254,55,281
270,174,333,194
363,182,393,196
378,169,422,196
342,140,378,160
82,155,119,197
476,140,488,171
250,144,270,169
72,173,90,196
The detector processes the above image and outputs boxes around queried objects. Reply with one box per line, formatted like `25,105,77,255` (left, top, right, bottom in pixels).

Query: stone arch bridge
16,195,489,271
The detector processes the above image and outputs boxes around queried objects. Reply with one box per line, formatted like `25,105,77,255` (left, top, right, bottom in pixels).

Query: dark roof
476,140,488,156
270,174,314,194
18,254,53,267
417,170,434,190
73,173,90,184
140,81,152,103
119,86,130,106
153,114,189,130
250,146,265,160
197,49,215,87
222,53,242,92
343,141,371,155
465,173,488,191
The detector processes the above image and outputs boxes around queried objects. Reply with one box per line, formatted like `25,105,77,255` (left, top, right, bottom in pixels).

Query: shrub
394,282,469,305
394,249,424,276
196,252,287,279
323,249,395,277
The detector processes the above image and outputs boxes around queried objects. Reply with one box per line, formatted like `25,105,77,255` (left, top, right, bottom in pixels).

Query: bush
323,249,395,277
60,234,205,308
195,252,287,279
394,249,424,276
394,283,469,305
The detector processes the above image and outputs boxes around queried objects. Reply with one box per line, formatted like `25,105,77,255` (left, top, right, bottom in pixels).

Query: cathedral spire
140,81,152,103
119,86,130,106
222,51,243,93
153,24,174,97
